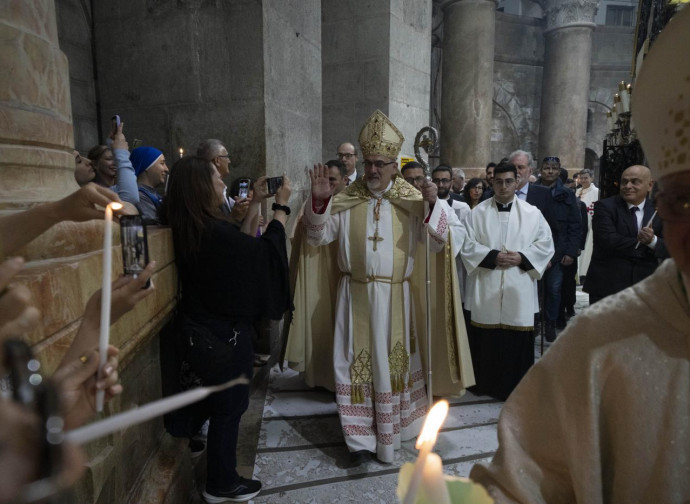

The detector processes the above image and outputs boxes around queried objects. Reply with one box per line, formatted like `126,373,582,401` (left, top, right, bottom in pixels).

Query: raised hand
420,178,438,204
111,122,129,151
275,175,292,205
310,163,333,203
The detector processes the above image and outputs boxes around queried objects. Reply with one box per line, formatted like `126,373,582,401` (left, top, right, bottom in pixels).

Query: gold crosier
347,186,414,404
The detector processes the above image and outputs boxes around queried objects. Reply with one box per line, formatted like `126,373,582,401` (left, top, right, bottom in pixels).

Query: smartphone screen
267,176,283,195
238,179,250,199
120,215,150,288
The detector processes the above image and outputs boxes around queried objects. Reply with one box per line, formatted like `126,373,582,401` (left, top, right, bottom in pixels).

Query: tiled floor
236,288,589,503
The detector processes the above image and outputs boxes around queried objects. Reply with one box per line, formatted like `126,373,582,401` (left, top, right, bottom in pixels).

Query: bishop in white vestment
287,110,474,464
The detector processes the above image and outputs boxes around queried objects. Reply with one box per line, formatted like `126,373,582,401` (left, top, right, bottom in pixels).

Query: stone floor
195,288,589,503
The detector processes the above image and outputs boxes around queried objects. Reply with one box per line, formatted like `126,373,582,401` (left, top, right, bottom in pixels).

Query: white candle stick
179,147,184,159
97,202,123,412
403,400,449,504
421,453,451,504
634,210,657,249
66,376,249,445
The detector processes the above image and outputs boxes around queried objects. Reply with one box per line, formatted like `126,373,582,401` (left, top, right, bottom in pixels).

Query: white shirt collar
626,199,646,211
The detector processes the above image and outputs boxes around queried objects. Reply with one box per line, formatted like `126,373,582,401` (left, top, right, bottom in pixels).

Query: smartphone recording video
238,178,250,199
120,215,150,288
266,176,283,196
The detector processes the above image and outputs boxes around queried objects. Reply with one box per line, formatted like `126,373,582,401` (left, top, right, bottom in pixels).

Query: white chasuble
576,184,599,276
462,198,554,329
295,177,469,462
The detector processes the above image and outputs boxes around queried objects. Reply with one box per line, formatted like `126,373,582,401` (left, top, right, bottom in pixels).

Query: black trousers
183,316,254,493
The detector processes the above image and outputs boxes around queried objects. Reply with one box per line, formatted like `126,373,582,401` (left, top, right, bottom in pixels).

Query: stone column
537,0,599,171
0,0,75,205
440,0,496,171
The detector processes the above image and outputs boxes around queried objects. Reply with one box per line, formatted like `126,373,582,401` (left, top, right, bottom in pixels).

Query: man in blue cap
130,146,169,223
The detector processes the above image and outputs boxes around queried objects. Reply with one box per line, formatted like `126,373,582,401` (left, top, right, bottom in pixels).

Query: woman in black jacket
160,156,291,503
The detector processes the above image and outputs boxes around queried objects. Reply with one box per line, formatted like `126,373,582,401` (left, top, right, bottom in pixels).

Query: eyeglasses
337,153,355,160
542,156,560,164
432,178,451,185
363,160,395,169
656,191,690,221
405,176,426,185
217,155,231,162
493,178,516,187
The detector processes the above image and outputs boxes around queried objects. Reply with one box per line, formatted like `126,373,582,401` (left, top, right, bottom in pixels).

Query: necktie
630,206,639,233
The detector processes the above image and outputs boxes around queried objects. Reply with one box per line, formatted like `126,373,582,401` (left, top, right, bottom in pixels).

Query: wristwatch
272,202,291,215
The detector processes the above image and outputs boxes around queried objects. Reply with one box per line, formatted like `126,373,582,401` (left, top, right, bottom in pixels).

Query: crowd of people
3,6,688,504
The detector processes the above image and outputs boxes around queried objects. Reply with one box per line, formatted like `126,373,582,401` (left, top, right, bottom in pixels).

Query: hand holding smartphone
266,176,283,196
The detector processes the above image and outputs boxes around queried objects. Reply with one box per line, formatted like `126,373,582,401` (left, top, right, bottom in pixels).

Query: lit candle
402,400,449,504
97,201,123,412
66,376,249,445
421,453,451,504
179,147,184,159
614,93,624,115
620,83,630,113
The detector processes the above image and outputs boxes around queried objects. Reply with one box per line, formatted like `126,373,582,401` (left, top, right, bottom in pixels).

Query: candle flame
110,202,124,211
415,400,449,449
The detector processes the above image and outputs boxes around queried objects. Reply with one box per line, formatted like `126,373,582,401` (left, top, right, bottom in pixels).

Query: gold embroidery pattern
358,109,405,159
350,349,372,404
384,176,422,201
388,341,410,394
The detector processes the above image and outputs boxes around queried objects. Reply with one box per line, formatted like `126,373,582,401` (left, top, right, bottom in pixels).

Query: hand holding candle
402,400,449,504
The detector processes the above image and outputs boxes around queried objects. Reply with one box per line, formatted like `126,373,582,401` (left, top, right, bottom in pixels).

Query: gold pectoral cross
368,230,383,251
368,197,384,252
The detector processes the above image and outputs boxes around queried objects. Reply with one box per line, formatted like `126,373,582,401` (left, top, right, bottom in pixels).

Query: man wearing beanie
130,146,169,223
470,7,690,502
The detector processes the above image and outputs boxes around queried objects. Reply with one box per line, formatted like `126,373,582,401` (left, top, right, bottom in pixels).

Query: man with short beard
287,110,474,466
432,164,471,303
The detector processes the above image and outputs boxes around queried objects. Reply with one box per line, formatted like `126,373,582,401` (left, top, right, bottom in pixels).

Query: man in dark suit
584,165,668,304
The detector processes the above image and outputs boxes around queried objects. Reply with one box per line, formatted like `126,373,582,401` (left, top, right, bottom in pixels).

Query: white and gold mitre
633,5,690,179
358,109,405,159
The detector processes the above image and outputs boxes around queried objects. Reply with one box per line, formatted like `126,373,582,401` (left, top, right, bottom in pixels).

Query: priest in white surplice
462,162,553,400
286,110,474,464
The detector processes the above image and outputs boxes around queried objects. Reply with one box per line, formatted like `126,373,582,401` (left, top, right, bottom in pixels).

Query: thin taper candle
97,202,122,412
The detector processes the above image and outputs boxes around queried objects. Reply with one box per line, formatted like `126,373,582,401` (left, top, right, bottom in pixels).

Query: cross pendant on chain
368,198,384,251
368,229,383,251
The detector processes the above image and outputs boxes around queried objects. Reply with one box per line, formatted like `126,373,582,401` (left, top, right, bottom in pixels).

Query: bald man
583,165,668,304
336,142,359,184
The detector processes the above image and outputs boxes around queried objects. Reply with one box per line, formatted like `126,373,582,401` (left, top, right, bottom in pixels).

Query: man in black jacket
536,156,581,341
584,165,668,304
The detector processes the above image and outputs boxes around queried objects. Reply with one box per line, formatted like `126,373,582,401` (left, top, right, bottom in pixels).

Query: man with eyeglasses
287,110,474,466
336,142,359,184
432,165,471,303
536,155,581,341
470,12,690,499
461,161,553,400
583,164,668,305
401,160,426,190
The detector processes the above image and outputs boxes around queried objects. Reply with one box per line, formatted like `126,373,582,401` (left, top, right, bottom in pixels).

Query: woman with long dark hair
160,156,291,503
463,177,485,209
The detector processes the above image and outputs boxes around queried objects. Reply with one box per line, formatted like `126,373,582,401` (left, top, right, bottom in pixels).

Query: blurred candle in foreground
402,400,449,504
422,453,451,504
179,147,184,159
97,201,123,412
